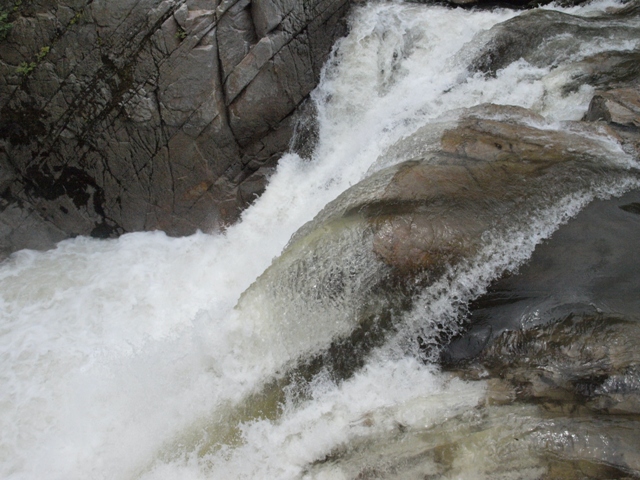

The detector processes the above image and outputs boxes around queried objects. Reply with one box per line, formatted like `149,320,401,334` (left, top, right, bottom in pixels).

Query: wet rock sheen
0,0,350,257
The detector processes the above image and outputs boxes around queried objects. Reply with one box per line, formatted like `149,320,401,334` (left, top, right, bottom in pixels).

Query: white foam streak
141,359,486,480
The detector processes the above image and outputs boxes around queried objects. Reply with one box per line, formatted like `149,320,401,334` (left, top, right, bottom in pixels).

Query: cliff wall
0,0,350,256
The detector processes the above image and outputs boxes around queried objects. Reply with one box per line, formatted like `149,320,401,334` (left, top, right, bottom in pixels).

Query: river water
1,1,639,479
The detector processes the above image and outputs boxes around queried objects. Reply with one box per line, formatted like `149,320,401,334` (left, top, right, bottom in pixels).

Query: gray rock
305,401,640,479
466,8,640,76
442,188,640,416
233,105,638,380
443,189,640,362
0,0,350,256
585,86,640,127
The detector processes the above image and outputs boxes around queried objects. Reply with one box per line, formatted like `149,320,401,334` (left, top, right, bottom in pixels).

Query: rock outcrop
409,0,591,9
231,104,638,387
585,86,640,127
237,2,640,475
0,0,350,257
466,6,640,76
432,189,640,477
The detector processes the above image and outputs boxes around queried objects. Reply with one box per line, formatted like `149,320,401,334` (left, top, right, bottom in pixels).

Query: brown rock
585,86,640,127
237,105,638,372
441,104,621,164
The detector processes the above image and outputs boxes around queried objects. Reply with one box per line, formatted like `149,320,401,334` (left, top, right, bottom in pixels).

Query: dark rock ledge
0,0,350,258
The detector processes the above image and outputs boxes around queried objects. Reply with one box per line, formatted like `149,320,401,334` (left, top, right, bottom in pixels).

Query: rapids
1,1,640,479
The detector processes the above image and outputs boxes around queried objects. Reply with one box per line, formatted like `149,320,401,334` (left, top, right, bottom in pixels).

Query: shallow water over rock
2,1,640,479
444,189,640,364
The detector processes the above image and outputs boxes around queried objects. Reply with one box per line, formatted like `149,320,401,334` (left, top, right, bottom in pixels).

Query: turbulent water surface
2,1,640,479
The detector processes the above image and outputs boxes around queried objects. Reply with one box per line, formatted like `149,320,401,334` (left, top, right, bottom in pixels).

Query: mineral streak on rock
0,0,350,257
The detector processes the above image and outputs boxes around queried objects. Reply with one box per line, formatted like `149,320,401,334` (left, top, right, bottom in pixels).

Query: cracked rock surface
0,0,349,258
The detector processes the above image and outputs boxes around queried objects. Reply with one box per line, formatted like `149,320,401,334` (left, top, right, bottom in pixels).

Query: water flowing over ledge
1,1,640,479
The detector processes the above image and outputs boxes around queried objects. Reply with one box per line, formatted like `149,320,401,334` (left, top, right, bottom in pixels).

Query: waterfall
1,1,639,478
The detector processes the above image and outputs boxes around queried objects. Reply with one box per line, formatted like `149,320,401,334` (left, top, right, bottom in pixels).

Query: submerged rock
305,402,640,479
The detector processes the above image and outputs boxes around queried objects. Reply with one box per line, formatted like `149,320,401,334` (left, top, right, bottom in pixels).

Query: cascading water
2,1,640,479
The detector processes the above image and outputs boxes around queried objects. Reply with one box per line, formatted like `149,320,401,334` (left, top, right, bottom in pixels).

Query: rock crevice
0,0,350,257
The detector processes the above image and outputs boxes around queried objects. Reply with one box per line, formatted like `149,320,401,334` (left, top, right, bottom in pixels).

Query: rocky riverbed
1,1,640,478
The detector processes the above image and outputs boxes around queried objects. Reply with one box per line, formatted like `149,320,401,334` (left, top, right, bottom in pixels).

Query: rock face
585,86,640,127
235,2,640,475
152,0,640,467
435,190,640,476
0,0,350,257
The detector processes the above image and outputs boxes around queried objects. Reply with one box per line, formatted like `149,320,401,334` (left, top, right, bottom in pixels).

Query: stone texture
442,188,640,355
467,314,640,412
466,8,640,76
440,105,621,164
441,187,640,419
0,0,350,257
234,104,639,385
585,86,640,127
366,104,634,276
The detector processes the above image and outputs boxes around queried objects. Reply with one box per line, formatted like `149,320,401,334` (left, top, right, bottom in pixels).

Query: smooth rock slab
235,105,639,379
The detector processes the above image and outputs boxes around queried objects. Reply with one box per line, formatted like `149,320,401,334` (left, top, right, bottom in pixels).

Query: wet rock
0,0,350,255
440,185,640,433
583,85,640,157
559,51,640,95
369,104,636,277
467,8,640,76
236,165,274,209
461,314,640,414
306,402,640,479
440,104,620,164
235,105,638,383
533,416,640,477
443,188,640,361
620,201,640,214
585,86,640,127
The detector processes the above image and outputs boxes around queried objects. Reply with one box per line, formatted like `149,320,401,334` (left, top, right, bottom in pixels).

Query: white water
1,1,639,479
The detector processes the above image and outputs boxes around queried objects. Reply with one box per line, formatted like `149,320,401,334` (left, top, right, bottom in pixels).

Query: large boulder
0,0,350,257
584,85,640,159
433,188,640,477
443,189,640,363
232,104,638,380
302,170,640,480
